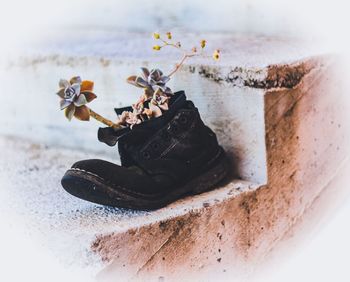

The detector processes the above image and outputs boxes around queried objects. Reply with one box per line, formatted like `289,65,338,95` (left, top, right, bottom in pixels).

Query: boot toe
61,159,160,208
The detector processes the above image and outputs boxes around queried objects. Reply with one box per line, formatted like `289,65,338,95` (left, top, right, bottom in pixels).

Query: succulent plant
56,76,97,121
151,88,169,111
127,68,172,97
117,110,142,128
55,32,220,131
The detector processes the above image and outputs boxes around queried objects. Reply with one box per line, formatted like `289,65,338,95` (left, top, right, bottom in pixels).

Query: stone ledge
0,135,259,276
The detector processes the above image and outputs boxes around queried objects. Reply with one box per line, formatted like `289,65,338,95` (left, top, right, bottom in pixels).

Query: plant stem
159,38,182,50
168,53,196,77
89,108,121,130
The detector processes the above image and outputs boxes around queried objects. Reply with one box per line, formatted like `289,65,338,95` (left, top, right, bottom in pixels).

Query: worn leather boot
61,91,229,210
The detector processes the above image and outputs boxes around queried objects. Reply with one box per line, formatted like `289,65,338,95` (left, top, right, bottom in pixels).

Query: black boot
61,91,229,210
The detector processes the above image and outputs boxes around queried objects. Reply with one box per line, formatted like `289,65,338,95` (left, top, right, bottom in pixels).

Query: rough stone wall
246,57,349,259
92,56,350,281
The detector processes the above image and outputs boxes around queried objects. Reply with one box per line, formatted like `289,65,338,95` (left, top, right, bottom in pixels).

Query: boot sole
61,149,229,210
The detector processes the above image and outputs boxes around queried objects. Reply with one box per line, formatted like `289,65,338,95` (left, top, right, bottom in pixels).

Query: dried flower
56,76,97,121
142,108,153,119
117,111,142,128
153,32,160,39
153,45,161,51
200,40,206,48
192,47,197,53
149,102,163,118
166,32,172,40
151,89,169,111
176,42,181,48
213,49,220,60
127,68,172,96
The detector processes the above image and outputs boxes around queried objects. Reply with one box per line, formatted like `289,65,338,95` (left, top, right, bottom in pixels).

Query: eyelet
142,151,150,159
179,116,188,125
163,131,171,141
152,143,159,150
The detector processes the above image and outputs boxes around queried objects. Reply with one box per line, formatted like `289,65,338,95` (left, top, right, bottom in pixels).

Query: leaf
140,67,150,80
164,87,173,95
69,76,82,85
59,79,69,89
135,76,148,88
150,69,162,80
71,83,81,95
160,75,170,84
149,103,162,117
81,80,94,92
64,104,75,121
159,102,169,111
60,99,71,110
82,91,97,102
144,88,154,98
74,94,88,107
126,75,139,87
57,88,65,98
74,105,90,121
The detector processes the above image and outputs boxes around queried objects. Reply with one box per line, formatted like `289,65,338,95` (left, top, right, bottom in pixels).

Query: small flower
131,102,144,117
153,45,161,51
142,108,153,119
149,102,162,118
153,32,160,39
166,32,172,39
213,49,220,60
134,93,148,109
151,88,169,111
56,76,97,121
200,40,206,48
117,111,142,128
127,68,172,97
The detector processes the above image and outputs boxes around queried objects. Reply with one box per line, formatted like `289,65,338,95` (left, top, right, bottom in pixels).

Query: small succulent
55,32,220,131
56,76,97,121
117,110,142,128
151,88,169,111
127,68,172,97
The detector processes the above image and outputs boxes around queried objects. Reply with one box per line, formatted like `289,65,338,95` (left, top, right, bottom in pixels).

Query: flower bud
153,32,160,39
213,49,220,60
153,45,161,51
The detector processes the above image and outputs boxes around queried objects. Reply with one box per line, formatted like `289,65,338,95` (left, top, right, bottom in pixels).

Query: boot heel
191,153,229,195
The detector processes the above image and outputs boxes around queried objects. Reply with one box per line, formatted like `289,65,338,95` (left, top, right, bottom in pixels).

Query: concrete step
0,135,259,276
1,31,349,280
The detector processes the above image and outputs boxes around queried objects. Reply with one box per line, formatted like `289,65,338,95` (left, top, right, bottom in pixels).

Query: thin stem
89,107,121,130
159,38,181,50
168,53,197,77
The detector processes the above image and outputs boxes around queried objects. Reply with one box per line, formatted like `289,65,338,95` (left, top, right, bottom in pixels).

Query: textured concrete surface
0,135,258,277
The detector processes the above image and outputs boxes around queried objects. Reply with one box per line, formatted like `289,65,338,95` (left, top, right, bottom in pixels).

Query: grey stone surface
0,135,258,275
